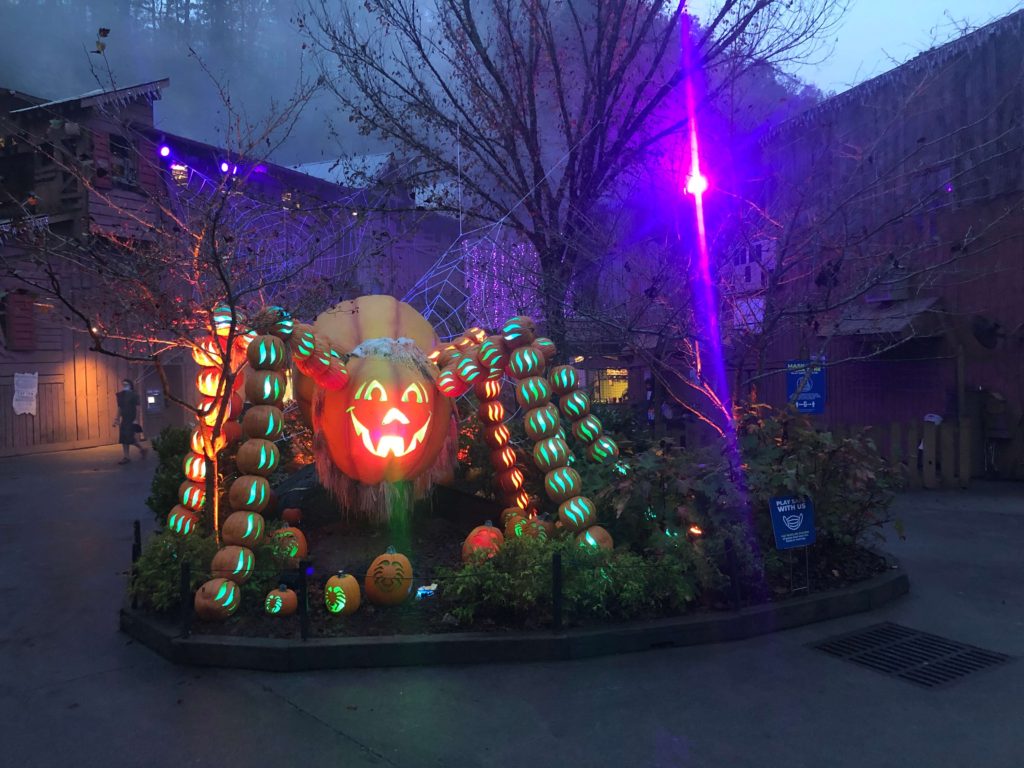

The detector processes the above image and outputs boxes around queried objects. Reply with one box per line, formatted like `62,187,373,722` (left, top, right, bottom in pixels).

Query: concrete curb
120,568,909,670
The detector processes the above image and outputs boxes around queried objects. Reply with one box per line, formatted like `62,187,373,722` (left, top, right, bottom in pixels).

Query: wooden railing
829,420,972,489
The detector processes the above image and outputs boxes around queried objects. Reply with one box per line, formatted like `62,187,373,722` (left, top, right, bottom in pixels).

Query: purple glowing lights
158,145,171,157
220,161,230,173
685,171,709,196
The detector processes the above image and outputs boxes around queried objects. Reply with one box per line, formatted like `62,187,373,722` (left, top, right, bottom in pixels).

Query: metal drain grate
812,622,1011,688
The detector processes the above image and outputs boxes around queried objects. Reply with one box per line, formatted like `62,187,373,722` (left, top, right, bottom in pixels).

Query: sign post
769,496,816,593
786,360,826,414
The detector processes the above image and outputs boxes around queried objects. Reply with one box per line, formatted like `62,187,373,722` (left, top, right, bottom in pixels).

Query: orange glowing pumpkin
318,352,452,485
364,547,413,606
462,522,504,562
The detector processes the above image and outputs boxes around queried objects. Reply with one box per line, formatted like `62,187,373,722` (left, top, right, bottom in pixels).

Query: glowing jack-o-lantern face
320,356,452,485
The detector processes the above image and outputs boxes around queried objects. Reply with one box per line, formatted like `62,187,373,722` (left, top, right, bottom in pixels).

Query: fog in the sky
0,0,383,165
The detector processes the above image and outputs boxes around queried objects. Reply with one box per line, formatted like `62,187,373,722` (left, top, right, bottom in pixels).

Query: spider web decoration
403,230,543,339
164,164,376,308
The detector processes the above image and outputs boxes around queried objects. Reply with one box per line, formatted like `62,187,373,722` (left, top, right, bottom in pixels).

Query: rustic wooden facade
0,80,459,457
720,11,1024,479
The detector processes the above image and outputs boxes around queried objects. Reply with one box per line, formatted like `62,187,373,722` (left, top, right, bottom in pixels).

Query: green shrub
145,426,191,524
130,532,218,612
437,536,696,626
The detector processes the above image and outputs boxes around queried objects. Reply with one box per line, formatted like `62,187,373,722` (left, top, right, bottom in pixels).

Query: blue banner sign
769,496,817,550
786,360,826,413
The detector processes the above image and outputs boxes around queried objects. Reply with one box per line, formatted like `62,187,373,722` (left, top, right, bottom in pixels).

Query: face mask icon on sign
782,514,804,531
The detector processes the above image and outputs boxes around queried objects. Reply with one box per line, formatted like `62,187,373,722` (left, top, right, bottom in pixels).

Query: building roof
766,8,1024,141
9,79,169,115
291,154,395,187
830,296,942,337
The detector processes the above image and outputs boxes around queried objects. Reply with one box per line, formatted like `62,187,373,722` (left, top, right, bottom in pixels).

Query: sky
689,0,1024,94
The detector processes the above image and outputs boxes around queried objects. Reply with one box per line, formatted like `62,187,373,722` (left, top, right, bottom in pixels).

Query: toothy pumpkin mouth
348,410,431,458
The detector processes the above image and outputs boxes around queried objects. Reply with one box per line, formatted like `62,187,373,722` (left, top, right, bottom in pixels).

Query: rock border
120,568,909,670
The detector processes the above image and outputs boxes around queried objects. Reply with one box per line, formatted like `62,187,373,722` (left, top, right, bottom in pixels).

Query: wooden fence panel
939,425,956,488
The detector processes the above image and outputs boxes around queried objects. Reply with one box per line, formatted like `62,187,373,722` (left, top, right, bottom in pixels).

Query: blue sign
786,360,826,413
769,496,816,549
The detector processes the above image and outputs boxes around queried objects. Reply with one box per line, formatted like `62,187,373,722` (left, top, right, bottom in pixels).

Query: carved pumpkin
477,335,508,372
194,578,240,620
289,323,317,362
508,346,545,379
236,439,280,476
211,545,255,584
242,405,284,440
167,505,198,535
571,414,604,444
191,336,224,367
474,378,502,400
245,370,286,406
558,495,597,532
438,365,471,397
452,354,483,385
510,488,532,509
247,334,287,370
503,513,527,538
549,365,581,395
190,426,225,457
319,350,453,485
559,390,591,420
364,547,413,606
265,585,298,616
516,376,552,409
501,316,536,348
462,522,504,562
490,446,517,471
483,423,511,449
533,337,557,360
521,516,549,540
273,526,308,563
524,404,561,440
177,481,205,511
577,525,614,551
500,506,526,526
221,511,266,546
533,436,571,471
197,393,242,428
324,572,361,615
495,467,525,494
267,306,295,340
229,475,270,512
587,435,620,463
478,400,505,424
544,467,582,503
211,304,240,337
182,454,207,482
196,368,229,397
281,507,302,525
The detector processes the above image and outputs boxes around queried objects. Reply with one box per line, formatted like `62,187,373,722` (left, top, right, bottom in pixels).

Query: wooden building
0,80,459,457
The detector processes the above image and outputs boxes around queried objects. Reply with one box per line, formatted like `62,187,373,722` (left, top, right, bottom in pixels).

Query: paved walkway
1,446,1022,768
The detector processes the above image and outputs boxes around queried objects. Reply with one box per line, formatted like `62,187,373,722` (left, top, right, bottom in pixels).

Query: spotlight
220,161,230,173
685,172,708,196
158,145,170,157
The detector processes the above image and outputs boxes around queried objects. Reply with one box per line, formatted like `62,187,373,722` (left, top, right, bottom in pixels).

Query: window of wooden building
2,290,36,351
592,367,629,404
109,135,137,186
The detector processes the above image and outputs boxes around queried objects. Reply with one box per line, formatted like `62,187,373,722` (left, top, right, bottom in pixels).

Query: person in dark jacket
114,379,147,464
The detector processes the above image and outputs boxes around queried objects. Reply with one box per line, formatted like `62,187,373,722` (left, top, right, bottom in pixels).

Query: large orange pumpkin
318,350,452,485
364,547,413,606
462,522,504,562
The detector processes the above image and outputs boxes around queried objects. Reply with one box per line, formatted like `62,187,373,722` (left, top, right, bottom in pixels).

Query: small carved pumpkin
190,426,225,457
211,545,255,584
194,577,240,620
524,404,560,440
229,475,270,512
521,516,549,540
515,376,552,409
549,365,581,395
324,572,361,615
587,435,620,463
477,335,508,372
483,423,511,448
196,368,228,397
178,481,206,511
289,323,317,362
245,370,286,406
571,414,604,445
462,522,504,562
501,316,536,348
503,513,527,538
558,495,597,532
452,354,483,384
265,584,298,616
533,436,571,471
474,378,503,400
490,446,517,471
247,334,287,370
191,336,224,367
495,466,525,494
533,337,557,360
167,505,198,536
281,507,302,525
242,405,284,440
559,390,591,420
273,526,308,564
508,346,545,379
221,511,266,546
438,365,471,397
577,525,614,551
268,306,294,340
500,506,525,526
544,466,582,503
236,439,280,476
183,453,207,482
478,400,505,423
364,547,413,606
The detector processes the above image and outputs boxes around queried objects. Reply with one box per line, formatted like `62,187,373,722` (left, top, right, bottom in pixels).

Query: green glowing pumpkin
557,495,597,532
221,511,265,546
246,334,287,371
194,577,240,620
236,438,280,476
228,475,270,513
264,585,298,616
571,414,604,445
211,545,255,584
324,572,361,615
167,505,198,536
533,436,571,471
577,525,614,551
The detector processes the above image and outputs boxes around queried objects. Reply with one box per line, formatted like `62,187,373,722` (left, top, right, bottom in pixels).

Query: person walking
114,379,147,464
